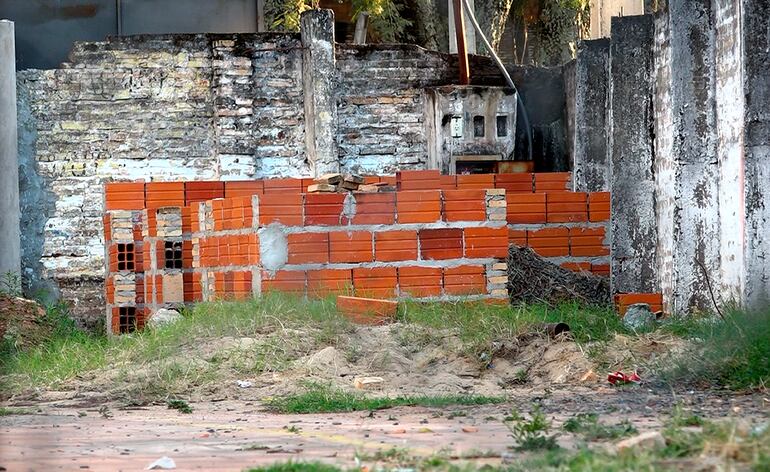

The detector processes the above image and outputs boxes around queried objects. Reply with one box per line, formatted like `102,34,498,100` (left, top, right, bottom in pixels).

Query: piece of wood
316,173,342,185
307,183,337,193
356,184,380,193
452,0,470,85
336,296,398,325
340,181,360,190
343,173,365,184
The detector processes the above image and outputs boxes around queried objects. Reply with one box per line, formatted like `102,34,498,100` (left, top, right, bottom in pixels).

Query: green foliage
562,412,637,441
531,0,590,66
268,382,504,413
351,0,412,42
665,307,770,390
0,271,22,297
246,462,343,472
268,0,318,32
166,399,193,414
505,405,560,451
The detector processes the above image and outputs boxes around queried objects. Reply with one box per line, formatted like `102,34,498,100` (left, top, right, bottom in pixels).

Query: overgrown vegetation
505,405,560,451
664,307,770,391
269,382,504,413
562,412,637,441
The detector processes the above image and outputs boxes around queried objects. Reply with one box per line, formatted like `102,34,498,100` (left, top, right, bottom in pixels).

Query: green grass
562,412,637,441
267,383,504,413
399,299,621,351
246,462,344,472
664,307,770,390
0,293,619,401
0,293,352,399
0,406,34,416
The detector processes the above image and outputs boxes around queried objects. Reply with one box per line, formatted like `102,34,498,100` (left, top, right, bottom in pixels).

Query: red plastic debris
607,371,641,385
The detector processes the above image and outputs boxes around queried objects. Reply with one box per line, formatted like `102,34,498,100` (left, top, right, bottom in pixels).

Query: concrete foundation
0,20,20,278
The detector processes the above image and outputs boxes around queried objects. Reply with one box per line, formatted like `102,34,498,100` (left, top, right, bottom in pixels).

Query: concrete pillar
0,20,20,277
572,38,610,192
665,0,720,313
742,0,770,307
609,15,657,294
300,9,339,177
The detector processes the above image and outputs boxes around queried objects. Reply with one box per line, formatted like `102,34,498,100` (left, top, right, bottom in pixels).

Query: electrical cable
460,0,533,162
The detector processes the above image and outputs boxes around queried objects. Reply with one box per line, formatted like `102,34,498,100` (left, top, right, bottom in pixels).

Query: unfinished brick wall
103,170,618,333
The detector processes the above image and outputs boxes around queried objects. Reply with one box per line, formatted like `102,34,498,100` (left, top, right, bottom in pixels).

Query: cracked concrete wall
572,39,610,192
743,0,770,307
609,14,658,294
653,0,721,314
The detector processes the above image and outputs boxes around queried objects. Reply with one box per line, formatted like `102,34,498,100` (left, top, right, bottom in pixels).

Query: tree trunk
404,0,447,51
473,0,515,53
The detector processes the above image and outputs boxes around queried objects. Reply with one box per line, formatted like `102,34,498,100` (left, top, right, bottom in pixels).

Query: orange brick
259,193,303,226
591,263,610,276
508,229,527,246
398,266,442,297
528,227,569,257
534,172,571,192
145,182,185,209
352,192,396,225
263,178,303,194
185,181,224,205
287,232,329,264
396,170,441,190
495,173,533,193
396,190,441,224
307,269,353,296
570,227,609,256
614,293,663,315
464,226,508,258
305,193,345,226
336,295,397,325
419,228,463,260
443,189,486,222
560,262,592,273
589,192,611,222
225,180,264,198
329,231,373,263
353,267,397,299
261,270,306,294
456,174,495,190
507,193,546,224
444,265,486,295
105,182,146,210
546,191,588,223
440,174,457,190
375,230,418,262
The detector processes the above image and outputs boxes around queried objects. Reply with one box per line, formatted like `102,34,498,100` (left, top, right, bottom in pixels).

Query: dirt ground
1,387,768,471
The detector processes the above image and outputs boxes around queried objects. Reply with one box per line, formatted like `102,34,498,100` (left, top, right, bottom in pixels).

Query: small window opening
164,241,183,269
117,243,134,271
473,116,485,138
496,115,508,137
450,115,463,138
118,306,137,334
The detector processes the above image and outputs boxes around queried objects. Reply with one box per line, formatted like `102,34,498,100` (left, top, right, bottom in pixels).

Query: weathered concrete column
301,9,339,177
609,15,658,294
743,0,770,307
572,38,610,192
660,0,720,314
0,20,20,277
